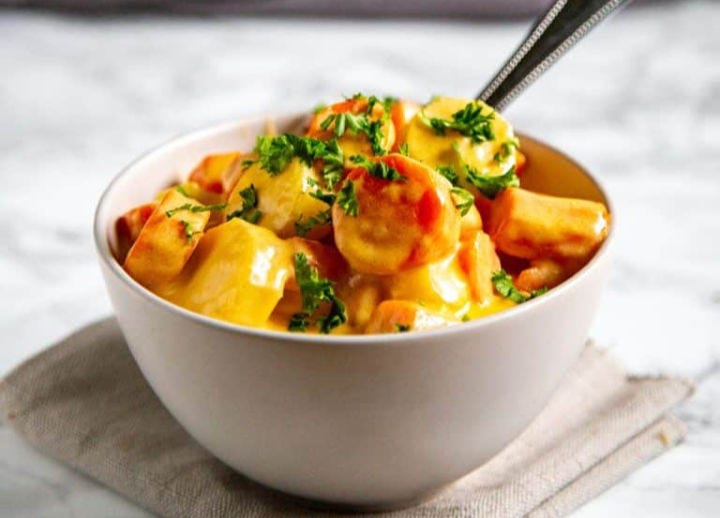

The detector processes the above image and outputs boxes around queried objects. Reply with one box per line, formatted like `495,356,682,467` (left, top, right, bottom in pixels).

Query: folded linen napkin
0,318,692,517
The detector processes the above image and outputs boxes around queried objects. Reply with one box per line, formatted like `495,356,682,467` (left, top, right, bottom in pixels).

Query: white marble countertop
1,2,719,516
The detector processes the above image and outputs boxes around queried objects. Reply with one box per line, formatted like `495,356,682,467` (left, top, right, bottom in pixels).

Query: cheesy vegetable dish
115,95,609,335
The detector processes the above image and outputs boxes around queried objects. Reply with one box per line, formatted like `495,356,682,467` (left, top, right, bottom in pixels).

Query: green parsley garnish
450,187,474,216
394,323,411,333
362,119,387,156
437,165,459,186
420,102,495,144
180,220,200,240
175,185,192,197
289,253,347,334
365,94,396,115
243,134,344,189
309,190,336,205
317,138,344,189
165,202,227,218
293,253,334,313
321,113,387,155
493,137,520,162
319,95,394,156
337,180,359,217
349,155,405,182
288,313,310,332
295,209,332,237
249,134,296,175
317,301,347,334
226,185,262,224
466,166,519,199
491,270,548,303
306,178,336,205
399,143,410,156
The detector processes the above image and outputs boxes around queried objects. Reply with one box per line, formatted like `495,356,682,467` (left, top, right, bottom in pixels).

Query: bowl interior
519,138,606,202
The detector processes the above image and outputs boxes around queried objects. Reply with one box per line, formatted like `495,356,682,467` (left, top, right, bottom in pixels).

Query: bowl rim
94,114,615,346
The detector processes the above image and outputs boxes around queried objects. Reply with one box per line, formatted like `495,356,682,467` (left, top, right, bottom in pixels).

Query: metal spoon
477,0,635,111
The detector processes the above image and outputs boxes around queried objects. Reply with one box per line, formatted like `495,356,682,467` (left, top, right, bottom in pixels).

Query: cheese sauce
116,95,609,335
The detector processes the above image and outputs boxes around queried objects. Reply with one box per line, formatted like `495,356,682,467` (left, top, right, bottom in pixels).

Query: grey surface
1,1,719,516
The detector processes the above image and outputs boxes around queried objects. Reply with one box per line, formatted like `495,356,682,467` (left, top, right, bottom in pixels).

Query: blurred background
1,0,718,516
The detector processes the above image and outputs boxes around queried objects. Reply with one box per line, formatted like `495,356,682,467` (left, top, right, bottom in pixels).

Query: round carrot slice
332,154,461,275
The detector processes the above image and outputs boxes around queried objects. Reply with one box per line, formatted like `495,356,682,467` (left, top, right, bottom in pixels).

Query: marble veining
1,1,719,516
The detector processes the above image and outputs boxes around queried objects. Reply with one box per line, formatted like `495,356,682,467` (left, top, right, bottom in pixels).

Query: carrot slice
123,189,211,290
114,202,156,262
188,152,241,194
332,154,461,275
488,187,610,260
458,230,501,304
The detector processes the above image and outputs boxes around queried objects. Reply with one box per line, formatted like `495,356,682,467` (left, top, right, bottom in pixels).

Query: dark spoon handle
477,0,634,111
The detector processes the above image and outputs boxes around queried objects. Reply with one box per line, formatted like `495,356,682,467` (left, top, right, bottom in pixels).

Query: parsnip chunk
115,202,156,262
224,158,330,239
170,218,292,326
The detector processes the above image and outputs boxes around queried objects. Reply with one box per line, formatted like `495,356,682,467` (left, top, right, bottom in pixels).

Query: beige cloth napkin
0,318,692,518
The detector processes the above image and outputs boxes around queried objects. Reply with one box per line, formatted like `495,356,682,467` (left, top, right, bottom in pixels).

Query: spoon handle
477,0,634,111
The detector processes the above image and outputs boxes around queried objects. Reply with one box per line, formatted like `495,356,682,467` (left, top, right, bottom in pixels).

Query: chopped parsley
420,102,495,144
295,209,332,237
317,300,347,334
493,137,520,162
309,189,336,205
450,187,474,216
243,134,344,189
394,323,411,332
491,270,548,303
319,95,394,156
248,134,296,175
226,185,262,224
321,113,386,155
180,220,200,240
365,94,396,115
437,165,460,186
399,143,410,156
165,202,227,218
288,313,310,332
289,253,347,334
175,185,192,197
466,166,519,199
337,180,359,217
306,178,336,205
293,253,333,312
349,155,405,182
317,138,344,189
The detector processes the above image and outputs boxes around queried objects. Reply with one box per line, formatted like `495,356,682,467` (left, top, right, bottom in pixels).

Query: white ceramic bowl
94,114,614,509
